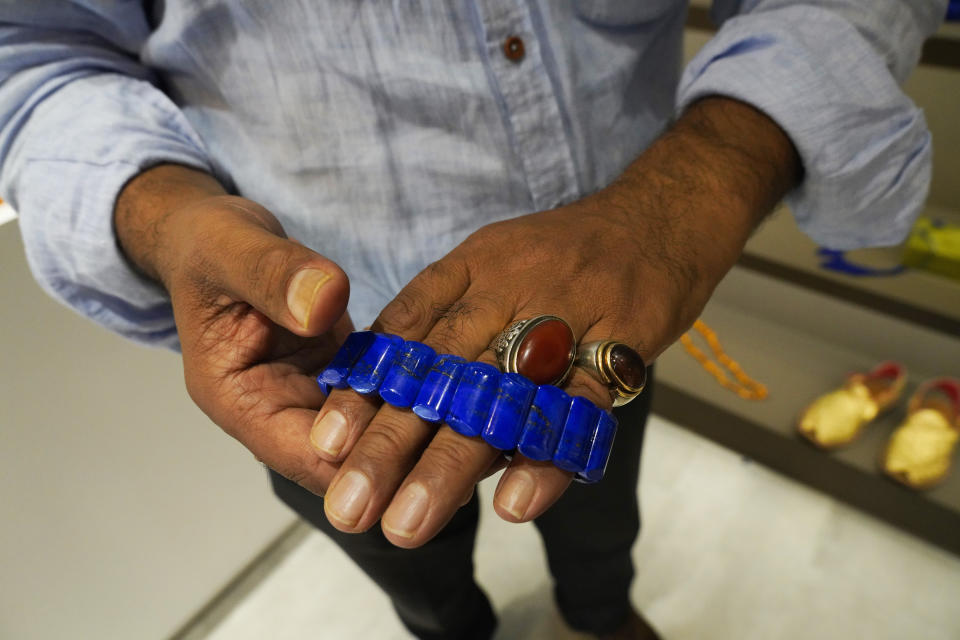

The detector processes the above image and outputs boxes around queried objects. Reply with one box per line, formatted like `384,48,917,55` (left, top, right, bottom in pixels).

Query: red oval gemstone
515,318,574,385
609,344,646,391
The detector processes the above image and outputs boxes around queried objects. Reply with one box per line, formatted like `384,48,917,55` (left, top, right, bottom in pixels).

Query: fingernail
287,268,332,330
325,470,370,527
311,410,347,456
497,470,535,520
382,483,429,539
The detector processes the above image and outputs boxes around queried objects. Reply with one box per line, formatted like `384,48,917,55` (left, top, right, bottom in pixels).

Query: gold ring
575,340,646,407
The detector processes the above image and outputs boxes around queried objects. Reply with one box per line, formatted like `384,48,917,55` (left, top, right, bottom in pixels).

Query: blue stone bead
411,355,467,422
445,362,500,438
318,331,376,389
347,333,403,395
482,373,537,450
379,341,437,407
577,410,618,483
517,385,572,461
317,378,330,396
553,397,601,473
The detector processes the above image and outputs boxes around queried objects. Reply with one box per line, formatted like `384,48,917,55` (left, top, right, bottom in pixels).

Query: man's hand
314,97,801,548
114,165,352,495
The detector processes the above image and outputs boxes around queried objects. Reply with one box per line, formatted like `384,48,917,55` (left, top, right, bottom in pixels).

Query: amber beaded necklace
680,320,768,400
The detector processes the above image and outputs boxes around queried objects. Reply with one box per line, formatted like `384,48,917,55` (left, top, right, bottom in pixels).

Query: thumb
193,199,350,336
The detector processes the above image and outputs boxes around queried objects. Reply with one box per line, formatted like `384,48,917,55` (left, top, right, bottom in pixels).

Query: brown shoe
597,608,661,640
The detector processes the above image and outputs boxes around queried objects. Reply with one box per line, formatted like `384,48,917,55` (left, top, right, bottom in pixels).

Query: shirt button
503,36,525,63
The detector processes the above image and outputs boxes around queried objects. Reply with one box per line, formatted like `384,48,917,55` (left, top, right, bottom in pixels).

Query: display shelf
740,206,960,338
675,7,960,553
652,267,960,555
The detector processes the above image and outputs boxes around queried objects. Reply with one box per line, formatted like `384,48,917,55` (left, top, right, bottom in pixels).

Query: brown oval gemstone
515,318,574,385
608,344,646,392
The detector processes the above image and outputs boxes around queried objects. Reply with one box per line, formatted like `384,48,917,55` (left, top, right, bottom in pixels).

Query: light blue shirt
0,0,944,348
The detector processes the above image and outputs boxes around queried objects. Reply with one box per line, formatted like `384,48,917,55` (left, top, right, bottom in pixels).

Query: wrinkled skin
115,97,799,548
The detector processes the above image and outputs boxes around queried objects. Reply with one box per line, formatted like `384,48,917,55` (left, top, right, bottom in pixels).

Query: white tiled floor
206,416,960,640
0,201,17,226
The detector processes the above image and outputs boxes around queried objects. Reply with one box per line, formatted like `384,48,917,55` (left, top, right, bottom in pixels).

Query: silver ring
491,315,576,386
575,340,647,407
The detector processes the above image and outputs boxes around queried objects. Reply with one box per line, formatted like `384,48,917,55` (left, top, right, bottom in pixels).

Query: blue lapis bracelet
316,331,618,483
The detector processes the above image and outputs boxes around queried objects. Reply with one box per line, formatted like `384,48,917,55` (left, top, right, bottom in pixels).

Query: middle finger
321,288,512,533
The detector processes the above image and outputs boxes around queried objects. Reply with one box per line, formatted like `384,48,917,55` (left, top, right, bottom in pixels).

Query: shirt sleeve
678,0,946,249
0,3,217,349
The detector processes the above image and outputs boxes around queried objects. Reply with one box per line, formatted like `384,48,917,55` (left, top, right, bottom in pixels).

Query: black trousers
270,373,652,639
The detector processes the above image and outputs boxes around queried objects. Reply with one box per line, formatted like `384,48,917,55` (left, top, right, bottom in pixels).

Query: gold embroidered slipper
883,378,960,490
797,362,906,449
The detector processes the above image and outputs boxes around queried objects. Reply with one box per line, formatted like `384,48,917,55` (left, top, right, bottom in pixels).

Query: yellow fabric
798,382,878,447
884,408,959,487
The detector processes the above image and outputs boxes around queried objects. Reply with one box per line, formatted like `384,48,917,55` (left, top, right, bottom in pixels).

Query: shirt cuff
6,74,217,349
677,6,932,250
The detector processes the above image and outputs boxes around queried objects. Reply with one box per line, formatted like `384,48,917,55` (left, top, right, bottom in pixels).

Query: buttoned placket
472,0,580,211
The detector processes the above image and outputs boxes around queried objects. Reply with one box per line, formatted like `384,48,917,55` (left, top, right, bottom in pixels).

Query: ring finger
379,304,617,547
